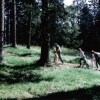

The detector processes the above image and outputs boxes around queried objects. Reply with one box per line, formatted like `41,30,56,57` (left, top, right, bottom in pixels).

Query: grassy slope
0,45,100,99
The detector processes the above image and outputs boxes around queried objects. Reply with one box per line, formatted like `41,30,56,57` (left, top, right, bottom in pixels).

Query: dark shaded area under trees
28,86,100,100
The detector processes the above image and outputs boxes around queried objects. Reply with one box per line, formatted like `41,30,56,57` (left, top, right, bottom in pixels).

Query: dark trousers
57,51,63,63
96,57,100,69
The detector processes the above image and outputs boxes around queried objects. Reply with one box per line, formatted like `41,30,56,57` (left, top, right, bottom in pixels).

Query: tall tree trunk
99,0,100,7
38,0,50,66
10,0,16,47
3,17,6,45
0,0,4,62
6,2,10,45
27,1,32,49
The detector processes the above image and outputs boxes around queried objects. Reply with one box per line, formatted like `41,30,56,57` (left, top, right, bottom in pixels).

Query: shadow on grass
11,61,44,70
3,86,100,100
0,60,42,70
26,85,100,100
15,52,40,57
0,71,53,84
16,53,32,57
0,61,53,84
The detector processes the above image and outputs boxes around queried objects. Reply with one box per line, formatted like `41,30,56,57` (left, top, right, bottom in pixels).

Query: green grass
0,45,100,99
3,45,40,56
2,45,40,66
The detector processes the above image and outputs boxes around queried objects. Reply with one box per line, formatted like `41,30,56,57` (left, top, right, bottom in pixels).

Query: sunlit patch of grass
3,55,34,66
2,45,41,66
3,45,41,56
4,47,31,56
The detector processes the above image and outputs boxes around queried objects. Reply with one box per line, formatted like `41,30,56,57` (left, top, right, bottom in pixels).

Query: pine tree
26,0,32,49
0,0,4,62
79,6,94,50
38,0,50,66
5,0,10,44
10,0,17,47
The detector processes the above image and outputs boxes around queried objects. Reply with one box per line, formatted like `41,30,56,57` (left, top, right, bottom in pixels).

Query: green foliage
59,5,81,48
4,0,100,50
74,0,100,51
78,5,94,50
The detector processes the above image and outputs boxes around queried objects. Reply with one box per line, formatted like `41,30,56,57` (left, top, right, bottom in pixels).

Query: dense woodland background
0,0,100,65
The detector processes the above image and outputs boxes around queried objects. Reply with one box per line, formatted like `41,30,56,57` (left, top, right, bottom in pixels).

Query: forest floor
0,45,100,100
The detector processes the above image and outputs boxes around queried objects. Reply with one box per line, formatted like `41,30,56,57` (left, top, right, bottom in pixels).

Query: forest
1,0,100,99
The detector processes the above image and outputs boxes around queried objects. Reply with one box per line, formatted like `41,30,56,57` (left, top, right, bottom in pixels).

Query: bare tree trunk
38,0,50,66
10,0,16,47
4,17,6,45
99,0,100,7
0,0,4,62
27,2,32,49
6,2,10,45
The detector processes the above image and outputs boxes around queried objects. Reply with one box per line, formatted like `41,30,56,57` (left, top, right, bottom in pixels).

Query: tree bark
10,0,16,47
27,1,32,49
3,17,6,45
6,2,10,45
99,0,100,7
0,0,4,62
38,0,50,66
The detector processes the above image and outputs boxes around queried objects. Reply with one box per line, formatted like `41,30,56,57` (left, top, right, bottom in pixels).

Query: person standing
92,50,100,70
55,43,64,64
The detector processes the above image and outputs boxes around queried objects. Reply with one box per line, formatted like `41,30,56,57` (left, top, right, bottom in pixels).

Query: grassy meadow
0,45,100,99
